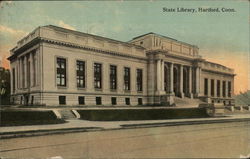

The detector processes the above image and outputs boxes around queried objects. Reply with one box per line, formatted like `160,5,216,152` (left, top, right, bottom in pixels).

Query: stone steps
174,97,202,107
58,110,77,119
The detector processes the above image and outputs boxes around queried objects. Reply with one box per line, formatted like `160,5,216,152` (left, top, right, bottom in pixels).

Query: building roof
44,25,145,49
131,32,198,48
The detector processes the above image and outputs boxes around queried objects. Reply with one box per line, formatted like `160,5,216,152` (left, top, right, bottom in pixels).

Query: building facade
8,25,235,106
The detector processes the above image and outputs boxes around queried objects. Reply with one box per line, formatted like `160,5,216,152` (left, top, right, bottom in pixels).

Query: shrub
77,108,209,121
0,110,65,126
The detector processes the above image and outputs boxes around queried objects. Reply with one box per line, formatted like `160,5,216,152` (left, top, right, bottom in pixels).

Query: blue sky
0,0,249,93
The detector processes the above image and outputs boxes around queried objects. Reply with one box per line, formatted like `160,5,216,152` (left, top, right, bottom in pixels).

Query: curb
1,117,250,139
120,118,250,128
0,127,103,139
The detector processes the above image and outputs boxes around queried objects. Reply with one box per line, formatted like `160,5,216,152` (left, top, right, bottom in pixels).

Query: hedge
77,108,210,121
0,110,65,126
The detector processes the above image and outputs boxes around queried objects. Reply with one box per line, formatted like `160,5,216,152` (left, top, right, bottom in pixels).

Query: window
57,58,66,86
31,96,34,105
138,98,143,105
111,97,117,105
125,98,130,105
124,67,130,91
20,96,23,105
59,96,66,105
94,63,102,89
211,79,214,97
217,80,221,97
137,69,143,92
96,97,102,105
204,78,208,96
76,60,85,88
110,65,117,90
78,96,85,105
228,81,231,97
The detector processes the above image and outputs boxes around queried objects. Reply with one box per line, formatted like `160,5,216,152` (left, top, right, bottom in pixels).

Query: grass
77,108,210,121
0,110,65,127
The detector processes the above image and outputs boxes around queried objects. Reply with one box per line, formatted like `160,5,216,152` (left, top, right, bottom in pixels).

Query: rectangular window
138,98,143,105
211,79,214,97
137,69,143,92
124,67,130,91
228,81,231,97
125,98,130,105
76,60,85,88
59,96,66,105
111,97,117,105
222,81,226,97
217,80,221,97
78,96,85,105
96,97,102,105
57,58,66,87
204,78,208,96
110,65,117,90
94,63,102,89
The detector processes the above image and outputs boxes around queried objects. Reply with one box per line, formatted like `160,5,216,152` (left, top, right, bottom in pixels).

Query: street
0,121,249,158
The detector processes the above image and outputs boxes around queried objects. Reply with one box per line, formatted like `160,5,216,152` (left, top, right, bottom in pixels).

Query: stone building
8,25,235,106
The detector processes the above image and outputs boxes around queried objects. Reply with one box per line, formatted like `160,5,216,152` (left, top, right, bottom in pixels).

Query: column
21,57,24,88
24,55,28,88
161,60,165,92
10,67,13,94
225,81,228,98
189,67,193,98
30,53,34,87
207,78,211,97
179,65,184,98
156,59,161,92
195,67,200,97
214,79,217,98
19,58,22,88
18,58,20,89
170,63,174,94
220,80,223,99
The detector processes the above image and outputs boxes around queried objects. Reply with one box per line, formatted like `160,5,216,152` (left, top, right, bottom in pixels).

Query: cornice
201,68,236,76
146,50,201,62
9,37,148,61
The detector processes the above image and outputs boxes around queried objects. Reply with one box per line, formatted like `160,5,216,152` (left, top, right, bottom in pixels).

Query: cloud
58,20,76,30
0,25,27,36
0,45,12,69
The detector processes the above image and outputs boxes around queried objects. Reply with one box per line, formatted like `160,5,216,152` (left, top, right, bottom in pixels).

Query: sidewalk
1,114,250,139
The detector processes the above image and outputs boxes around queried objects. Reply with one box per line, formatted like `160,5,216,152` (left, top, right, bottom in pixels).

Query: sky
0,0,249,94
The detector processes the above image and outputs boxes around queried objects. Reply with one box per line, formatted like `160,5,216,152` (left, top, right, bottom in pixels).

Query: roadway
0,121,249,158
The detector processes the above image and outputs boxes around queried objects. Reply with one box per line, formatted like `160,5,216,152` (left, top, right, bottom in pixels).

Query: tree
0,67,10,105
